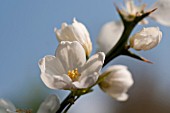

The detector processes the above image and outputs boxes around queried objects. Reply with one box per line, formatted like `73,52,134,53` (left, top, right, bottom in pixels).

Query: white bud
97,21,124,54
37,95,60,113
54,18,92,56
130,27,162,51
99,65,134,101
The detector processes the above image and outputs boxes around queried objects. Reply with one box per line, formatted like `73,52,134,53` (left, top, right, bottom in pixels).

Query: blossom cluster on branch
0,0,170,113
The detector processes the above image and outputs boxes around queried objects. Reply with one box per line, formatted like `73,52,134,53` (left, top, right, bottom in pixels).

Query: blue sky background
0,0,170,113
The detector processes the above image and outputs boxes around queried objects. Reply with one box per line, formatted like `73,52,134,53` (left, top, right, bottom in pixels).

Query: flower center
67,68,80,81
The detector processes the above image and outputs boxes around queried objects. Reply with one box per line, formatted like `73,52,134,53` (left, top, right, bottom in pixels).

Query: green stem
63,96,80,113
103,23,135,67
63,104,72,113
56,92,74,113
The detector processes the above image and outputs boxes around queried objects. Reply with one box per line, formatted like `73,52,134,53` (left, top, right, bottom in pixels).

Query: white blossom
150,0,170,26
39,41,105,90
124,0,145,16
121,0,148,23
130,27,162,51
37,95,60,113
0,99,16,113
99,65,134,101
97,21,124,54
54,18,92,56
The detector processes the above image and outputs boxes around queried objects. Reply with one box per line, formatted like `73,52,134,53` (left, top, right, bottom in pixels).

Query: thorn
146,8,157,15
114,3,121,14
139,56,153,64
122,50,153,64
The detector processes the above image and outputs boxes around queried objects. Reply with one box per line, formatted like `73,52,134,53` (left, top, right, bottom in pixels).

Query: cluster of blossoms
1,0,169,113
40,17,135,102
97,0,168,53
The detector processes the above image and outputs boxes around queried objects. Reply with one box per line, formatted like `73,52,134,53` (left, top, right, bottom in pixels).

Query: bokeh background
0,0,170,113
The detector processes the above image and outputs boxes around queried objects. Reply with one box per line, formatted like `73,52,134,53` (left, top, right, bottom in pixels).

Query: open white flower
97,21,124,54
37,95,60,113
0,99,16,113
99,65,134,101
150,0,170,26
124,0,145,16
39,41,105,90
130,27,162,51
121,0,148,23
54,18,92,56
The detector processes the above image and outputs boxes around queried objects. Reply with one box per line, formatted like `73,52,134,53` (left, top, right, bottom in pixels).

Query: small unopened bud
99,65,134,101
54,18,92,56
37,95,60,113
130,27,162,51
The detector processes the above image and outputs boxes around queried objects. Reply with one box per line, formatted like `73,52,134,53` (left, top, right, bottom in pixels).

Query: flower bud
54,18,92,56
99,65,134,101
130,27,162,51
97,21,124,54
37,95,60,113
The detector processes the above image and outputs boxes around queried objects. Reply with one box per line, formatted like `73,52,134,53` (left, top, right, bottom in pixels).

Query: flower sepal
95,71,111,85
71,88,93,97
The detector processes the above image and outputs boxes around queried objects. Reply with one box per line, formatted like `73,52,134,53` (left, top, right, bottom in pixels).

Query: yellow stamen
68,68,80,81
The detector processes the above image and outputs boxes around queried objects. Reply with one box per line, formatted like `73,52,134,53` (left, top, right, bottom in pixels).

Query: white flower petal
37,95,60,113
126,0,139,15
80,52,105,80
55,41,86,72
72,18,90,43
111,93,129,101
72,52,105,89
97,21,124,53
39,55,67,75
72,19,92,56
54,19,92,56
40,73,72,90
104,65,128,72
72,72,98,89
150,0,170,26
